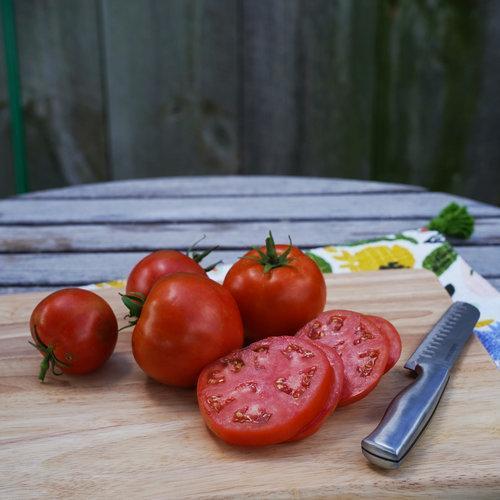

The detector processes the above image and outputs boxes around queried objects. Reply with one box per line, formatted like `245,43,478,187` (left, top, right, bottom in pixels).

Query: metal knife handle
361,363,450,469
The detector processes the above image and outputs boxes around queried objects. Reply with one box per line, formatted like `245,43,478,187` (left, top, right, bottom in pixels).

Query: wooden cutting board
1,269,499,499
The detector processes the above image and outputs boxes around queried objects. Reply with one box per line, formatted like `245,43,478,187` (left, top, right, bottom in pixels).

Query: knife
361,301,480,469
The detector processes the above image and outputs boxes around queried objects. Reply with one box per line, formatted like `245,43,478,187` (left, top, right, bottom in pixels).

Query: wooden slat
453,246,500,279
240,0,301,175
1,218,500,253
490,278,500,290
299,0,377,178
0,250,236,287
14,0,108,190
0,286,58,295
240,0,377,179
370,0,500,208
464,0,500,206
1,192,498,225
21,176,424,199
0,246,498,289
101,0,239,180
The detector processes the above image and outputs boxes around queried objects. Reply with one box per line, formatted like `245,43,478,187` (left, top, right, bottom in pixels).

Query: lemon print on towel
329,245,415,272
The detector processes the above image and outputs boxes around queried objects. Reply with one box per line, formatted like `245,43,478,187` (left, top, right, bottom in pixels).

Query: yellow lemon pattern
95,279,126,289
329,245,415,272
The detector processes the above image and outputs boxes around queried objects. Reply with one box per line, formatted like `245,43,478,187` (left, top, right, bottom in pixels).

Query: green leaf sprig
28,327,70,382
428,202,474,239
245,231,294,273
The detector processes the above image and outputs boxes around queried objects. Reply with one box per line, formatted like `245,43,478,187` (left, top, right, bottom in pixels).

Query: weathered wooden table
0,176,498,292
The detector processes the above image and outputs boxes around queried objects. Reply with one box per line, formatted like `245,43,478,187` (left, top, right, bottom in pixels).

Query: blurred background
1,0,499,204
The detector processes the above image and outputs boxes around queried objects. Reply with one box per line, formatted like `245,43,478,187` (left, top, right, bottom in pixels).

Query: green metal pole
1,0,28,194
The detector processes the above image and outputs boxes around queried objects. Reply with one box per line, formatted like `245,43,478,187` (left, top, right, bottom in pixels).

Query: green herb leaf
305,252,333,273
428,202,474,239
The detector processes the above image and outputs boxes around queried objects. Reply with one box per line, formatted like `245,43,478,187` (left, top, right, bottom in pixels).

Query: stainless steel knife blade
405,301,480,372
361,301,480,469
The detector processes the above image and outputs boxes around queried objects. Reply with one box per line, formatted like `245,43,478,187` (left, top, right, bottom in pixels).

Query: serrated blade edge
405,302,480,372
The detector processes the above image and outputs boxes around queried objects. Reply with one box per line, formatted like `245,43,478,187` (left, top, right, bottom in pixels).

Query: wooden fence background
1,0,499,204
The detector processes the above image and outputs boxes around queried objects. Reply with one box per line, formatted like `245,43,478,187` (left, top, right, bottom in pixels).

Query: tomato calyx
119,292,146,328
186,235,222,272
247,231,294,273
28,327,70,382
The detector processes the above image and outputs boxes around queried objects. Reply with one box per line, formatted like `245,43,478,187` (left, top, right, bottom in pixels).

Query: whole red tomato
29,288,118,381
122,243,221,321
223,232,326,342
125,250,206,297
132,273,244,387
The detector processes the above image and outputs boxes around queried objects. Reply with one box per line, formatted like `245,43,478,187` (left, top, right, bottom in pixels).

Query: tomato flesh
197,336,333,446
296,310,389,406
364,315,402,373
288,343,344,441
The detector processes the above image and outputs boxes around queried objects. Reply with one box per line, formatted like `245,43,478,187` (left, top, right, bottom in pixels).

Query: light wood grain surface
1,269,498,499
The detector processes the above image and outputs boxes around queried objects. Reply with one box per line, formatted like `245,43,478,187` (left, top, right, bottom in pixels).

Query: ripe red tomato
126,250,206,297
29,288,118,381
364,315,402,373
197,336,333,446
132,273,244,387
296,310,389,406
288,344,344,441
223,233,326,342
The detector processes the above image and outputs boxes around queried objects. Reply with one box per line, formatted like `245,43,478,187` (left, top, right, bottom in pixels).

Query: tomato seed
306,321,324,339
252,344,269,353
353,325,375,345
275,377,293,395
232,406,272,424
206,395,235,412
327,315,344,331
275,366,317,399
222,357,245,372
207,370,225,384
281,343,314,359
300,366,317,388
357,350,380,377
252,344,269,369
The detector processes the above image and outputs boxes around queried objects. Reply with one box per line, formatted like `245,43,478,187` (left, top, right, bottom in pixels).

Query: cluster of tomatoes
29,233,401,446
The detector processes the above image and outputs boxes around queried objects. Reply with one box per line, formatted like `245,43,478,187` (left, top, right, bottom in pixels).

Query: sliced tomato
364,315,402,373
288,344,344,441
197,336,333,446
296,310,389,407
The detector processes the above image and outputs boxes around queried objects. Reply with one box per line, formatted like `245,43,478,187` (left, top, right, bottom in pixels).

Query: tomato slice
296,310,389,407
288,344,344,441
364,315,402,373
197,336,333,446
